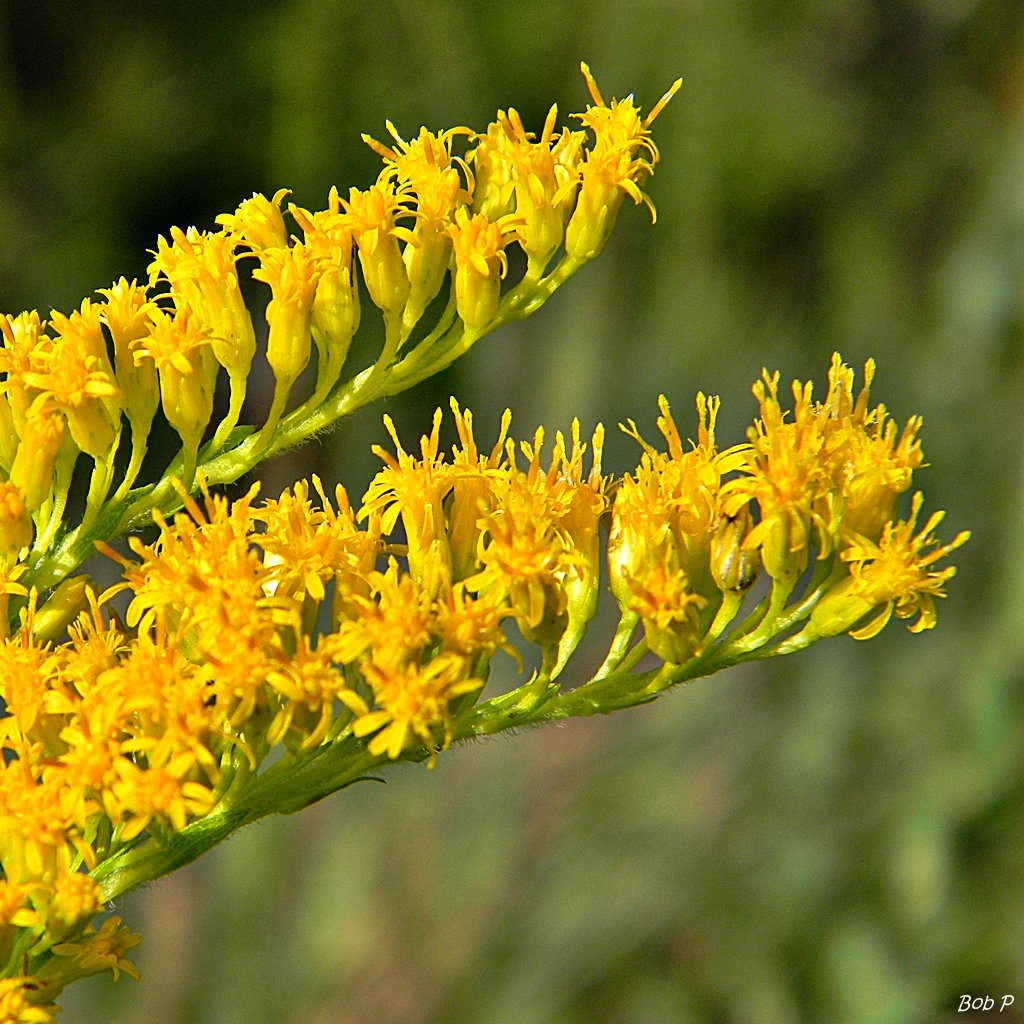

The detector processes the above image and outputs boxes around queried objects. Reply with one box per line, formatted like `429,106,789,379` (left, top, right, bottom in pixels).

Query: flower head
565,63,680,259
216,189,291,251
252,243,319,387
446,206,518,336
810,492,970,639
130,308,217,468
721,356,928,588
490,105,580,275
148,226,257,387
97,278,160,441
290,190,361,392
612,393,745,605
342,182,415,316
353,652,482,761
20,304,120,459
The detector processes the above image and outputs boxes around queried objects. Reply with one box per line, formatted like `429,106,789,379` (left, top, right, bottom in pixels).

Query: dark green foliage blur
2,1,1022,1021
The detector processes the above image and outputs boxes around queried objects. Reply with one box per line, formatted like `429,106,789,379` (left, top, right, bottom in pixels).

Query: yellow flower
611,393,746,609
216,188,292,251
0,978,58,1024
263,633,367,752
131,308,218,471
362,399,515,589
626,560,708,663
342,182,415,317
446,206,518,336
491,105,580,276
148,226,258,387
9,400,65,512
468,425,588,647
565,63,680,260
333,559,435,666
0,620,69,749
49,914,141,983
722,356,928,590
97,278,160,448
0,310,48,433
20,308,120,459
126,484,272,614
0,481,33,555
445,400,512,581
110,759,215,840
469,119,516,219
290,190,361,397
810,492,969,640
353,652,482,761
364,123,472,329
362,409,455,594
818,356,924,540
97,634,219,785
542,420,609,668
0,762,89,884
722,370,838,585
255,477,378,607
41,871,101,944
433,582,513,663
252,243,319,390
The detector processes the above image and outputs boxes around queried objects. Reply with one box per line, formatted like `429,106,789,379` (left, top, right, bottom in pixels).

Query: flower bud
343,184,413,316
710,509,759,593
0,481,33,554
33,575,92,644
447,207,513,336
9,402,65,511
254,245,318,387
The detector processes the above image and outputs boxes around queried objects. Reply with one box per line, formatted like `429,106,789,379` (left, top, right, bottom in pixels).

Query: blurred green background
2,1,1023,1021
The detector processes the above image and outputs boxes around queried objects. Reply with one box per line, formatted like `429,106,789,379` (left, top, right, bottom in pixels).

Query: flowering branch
0,64,967,1023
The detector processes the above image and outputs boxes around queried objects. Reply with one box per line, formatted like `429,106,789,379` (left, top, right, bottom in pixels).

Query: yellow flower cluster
0,354,965,1012
611,355,968,664
0,65,679,574
0,399,612,1006
0,59,968,1017
0,65,693,1015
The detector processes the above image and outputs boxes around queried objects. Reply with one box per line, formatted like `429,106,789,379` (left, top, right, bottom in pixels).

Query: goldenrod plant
0,64,967,1022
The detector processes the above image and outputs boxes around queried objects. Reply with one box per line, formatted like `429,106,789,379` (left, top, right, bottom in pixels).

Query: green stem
591,611,640,681
91,740,390,904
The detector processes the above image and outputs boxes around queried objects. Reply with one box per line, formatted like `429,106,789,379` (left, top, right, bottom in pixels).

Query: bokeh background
2,1,1023,1022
